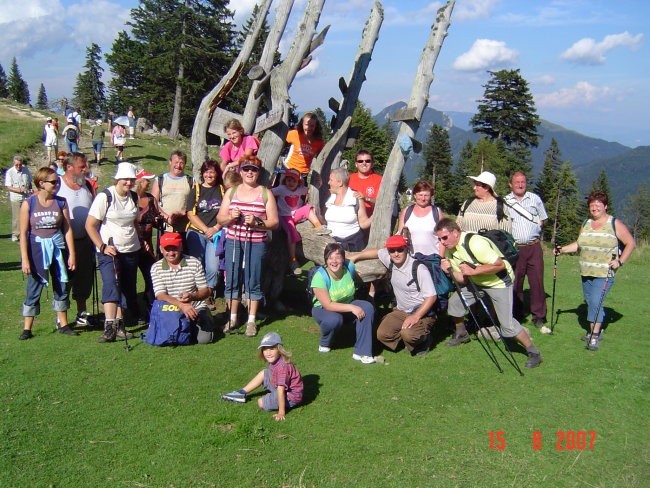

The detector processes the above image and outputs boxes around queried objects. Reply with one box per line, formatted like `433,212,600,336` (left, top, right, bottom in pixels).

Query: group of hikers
9,111,637,419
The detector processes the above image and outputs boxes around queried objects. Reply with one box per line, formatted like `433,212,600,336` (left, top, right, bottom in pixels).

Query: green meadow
1,103,648,487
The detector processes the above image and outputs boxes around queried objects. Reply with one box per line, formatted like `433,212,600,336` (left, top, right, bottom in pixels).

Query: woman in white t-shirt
397,180,444,257
86,163,141,343
324,168,369,252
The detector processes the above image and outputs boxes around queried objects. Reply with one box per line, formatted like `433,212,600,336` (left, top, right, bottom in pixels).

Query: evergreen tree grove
341,101,392,176
589,169,615,215
420,124,454,211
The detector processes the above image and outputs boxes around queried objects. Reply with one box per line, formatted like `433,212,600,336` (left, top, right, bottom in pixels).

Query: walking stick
448,268,503,374
549,186,562,334
108,238,129,352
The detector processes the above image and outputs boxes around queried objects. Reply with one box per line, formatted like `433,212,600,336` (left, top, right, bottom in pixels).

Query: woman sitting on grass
221,332,303,421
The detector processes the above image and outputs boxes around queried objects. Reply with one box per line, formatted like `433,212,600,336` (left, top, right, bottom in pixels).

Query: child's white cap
258,332,282,348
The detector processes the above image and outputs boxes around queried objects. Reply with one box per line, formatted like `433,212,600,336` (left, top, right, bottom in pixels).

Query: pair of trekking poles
448,265,524,376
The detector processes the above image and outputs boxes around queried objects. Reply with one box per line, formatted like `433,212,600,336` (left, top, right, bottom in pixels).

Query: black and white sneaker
221,389,247,403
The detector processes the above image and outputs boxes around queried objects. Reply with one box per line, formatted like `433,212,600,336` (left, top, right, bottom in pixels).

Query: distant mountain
373,102,633,187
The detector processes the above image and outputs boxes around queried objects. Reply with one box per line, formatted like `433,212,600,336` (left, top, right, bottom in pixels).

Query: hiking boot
587,337,600,351
445,332,470,347
74,310,100,329
411,333,434,356
115,319,133,340
525,352,543,368
57,325,79,336
19,329,33,340
352,353,376,364
581,332,603,342
532,318,545,329
98,321,117,343
290,260,302,276
221,389,247,403
245,321,257,337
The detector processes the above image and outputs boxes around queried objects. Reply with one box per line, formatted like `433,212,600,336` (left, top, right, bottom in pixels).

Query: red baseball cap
160,232,183,249
385,234,408,249
136,169,155,179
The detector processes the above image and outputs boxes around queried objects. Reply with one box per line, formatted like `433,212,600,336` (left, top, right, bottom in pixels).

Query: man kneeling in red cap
149,232,216,344
349,234,437,356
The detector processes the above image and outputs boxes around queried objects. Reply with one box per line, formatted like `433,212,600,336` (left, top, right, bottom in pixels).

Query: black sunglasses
387,247,406,253
241,166,259,173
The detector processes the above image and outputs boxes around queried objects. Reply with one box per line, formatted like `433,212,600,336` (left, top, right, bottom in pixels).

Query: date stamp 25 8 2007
488,430,597,451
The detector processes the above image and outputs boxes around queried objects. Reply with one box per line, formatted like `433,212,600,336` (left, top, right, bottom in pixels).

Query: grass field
0,103,648,487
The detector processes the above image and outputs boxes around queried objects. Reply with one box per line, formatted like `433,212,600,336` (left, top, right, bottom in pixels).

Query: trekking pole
448,268,503,373
461,265,524,376
227,230,238,334
92,259,99,317
549,186,562,334
586,253,616,349
108,238,129,352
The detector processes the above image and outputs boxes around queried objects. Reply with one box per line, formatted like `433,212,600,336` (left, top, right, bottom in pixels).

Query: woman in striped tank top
555,191,635,351
217,156,279,337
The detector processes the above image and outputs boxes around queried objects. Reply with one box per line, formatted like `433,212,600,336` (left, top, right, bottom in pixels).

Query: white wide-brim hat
468,171,497,194
114,162,137,179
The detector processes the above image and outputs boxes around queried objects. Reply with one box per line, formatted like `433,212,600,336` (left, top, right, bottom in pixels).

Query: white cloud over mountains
453,39,518,71
561,31,643,65
536,81,614,108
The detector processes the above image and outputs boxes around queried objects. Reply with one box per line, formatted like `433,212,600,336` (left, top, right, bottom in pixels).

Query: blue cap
258,332,282,349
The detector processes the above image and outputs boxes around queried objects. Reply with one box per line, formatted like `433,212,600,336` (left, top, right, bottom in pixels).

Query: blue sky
1,0,648,148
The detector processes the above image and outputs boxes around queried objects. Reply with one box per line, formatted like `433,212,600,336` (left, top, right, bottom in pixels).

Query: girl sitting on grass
221,332,303,421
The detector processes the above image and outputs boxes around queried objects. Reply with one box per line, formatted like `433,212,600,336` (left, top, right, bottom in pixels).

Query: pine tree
35,83,48,110
7,57,30,104
106,0,236,136
0,62,8,98
313,107,331,143
420,124,454,211
554,163,583,246
72,43,106,119
589,169,615,214
535,138,562,204
625,183,650,241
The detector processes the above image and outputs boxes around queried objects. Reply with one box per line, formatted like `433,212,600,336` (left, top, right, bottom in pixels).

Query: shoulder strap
404,204,415,222
317,266,331,290
185,174,193,188
193,182,201,207
54,196,65,210
157,174,164,205
503,195,539,224
496,197,504,223
130,190,138,207
462,233,479,264
459,197,474,217
102,188,112,224
261,186,268,205
409,259,423,292
433,206,441,225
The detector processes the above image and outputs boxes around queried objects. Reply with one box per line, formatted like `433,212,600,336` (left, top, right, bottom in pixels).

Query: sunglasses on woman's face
241,166,259,173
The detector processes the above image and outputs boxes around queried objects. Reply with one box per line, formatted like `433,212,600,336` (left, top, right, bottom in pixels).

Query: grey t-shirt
378,248,436,313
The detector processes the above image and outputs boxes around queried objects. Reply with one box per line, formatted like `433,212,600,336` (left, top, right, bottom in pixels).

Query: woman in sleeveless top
456,171,511,233
555,191,635,350
19,167,77,340
217,156,279,337
398,180,444,256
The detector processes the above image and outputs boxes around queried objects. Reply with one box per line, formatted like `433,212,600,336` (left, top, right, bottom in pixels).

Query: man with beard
57,152,98,327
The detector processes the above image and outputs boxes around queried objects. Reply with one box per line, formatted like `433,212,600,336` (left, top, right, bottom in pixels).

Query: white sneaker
352,353,376,364
318,345,331,353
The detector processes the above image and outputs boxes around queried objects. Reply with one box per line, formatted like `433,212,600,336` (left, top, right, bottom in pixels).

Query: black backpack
462,230,519,279
66,127,78,142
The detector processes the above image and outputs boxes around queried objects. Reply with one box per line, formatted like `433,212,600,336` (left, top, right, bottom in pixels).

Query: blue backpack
143,300,192,346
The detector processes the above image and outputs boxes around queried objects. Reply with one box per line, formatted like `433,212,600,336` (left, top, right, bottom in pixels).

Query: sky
1,0,648,148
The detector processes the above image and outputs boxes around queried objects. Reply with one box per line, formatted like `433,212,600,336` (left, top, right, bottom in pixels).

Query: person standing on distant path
127,106,136,139
91,119,105,165
112,124,127,161
61,116,80,153
5,155,33,242
43,117,58,163
57,152,97,327
504,172,548,328
554,191,636,351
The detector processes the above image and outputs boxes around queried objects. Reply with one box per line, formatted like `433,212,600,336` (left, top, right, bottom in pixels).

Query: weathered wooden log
189,0,272,178
368,0,455,250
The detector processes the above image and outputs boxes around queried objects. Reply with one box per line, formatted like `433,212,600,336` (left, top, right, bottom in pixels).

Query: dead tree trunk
256,0,327,182
189,0,272,178
307,0,384,216
357,0,456,281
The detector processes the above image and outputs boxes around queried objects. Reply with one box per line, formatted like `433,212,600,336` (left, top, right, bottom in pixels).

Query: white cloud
454,0,500,22
536,74,555,86
561,31,643,65
67,1,132,49
296,56,321,79
228,0,259,26
452,39,518,72
536,81,613,108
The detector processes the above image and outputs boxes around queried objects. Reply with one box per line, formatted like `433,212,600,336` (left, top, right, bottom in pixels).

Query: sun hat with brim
385,234,408,249
114,162,137,180
46,117,52,121
160,232,183,249
468,171,497,194
136,169,155,179
258,332,283,349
